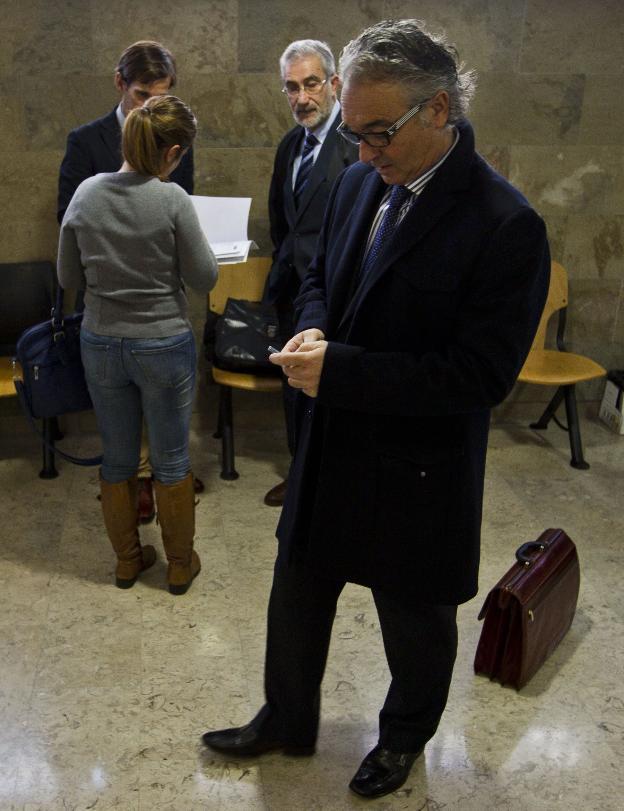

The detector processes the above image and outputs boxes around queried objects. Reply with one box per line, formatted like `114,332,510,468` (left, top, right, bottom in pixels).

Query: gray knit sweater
57,172,218,338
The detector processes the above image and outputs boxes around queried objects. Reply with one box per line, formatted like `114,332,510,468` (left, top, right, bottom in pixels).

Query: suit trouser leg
264,557,345,745
372,590,458,752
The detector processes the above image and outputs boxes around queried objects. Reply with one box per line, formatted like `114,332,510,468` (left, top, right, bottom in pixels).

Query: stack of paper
190,196,258,264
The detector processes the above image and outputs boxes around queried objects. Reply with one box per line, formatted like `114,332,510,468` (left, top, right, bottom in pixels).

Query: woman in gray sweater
58,95,218,594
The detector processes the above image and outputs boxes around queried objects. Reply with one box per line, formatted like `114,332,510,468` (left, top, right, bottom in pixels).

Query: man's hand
269,329,327,398
278,328,325,353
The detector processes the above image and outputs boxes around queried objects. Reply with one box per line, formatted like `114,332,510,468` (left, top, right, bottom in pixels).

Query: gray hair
339,19,477,124
279,39,336,80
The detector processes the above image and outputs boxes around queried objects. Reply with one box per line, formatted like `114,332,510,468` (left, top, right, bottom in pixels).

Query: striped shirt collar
362,128,460,262
388,126,460,201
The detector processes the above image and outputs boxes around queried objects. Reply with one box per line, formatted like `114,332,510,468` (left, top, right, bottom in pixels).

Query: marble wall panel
562,216,624,280
21,75,117,152
1,151,61,263
237,0,382,73
194,146,274,202
521,0,624,75
91,0,238,76
565,279,621,364
183,74,292,149
386,0,526,72
509,146,624,217
3,0,94,78
540,215,568,265
578,77,624,147
471,73,585,145
0,79,25,152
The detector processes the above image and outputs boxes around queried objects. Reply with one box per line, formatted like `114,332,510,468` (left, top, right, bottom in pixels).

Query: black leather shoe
201,710,315,757
349,744,423,798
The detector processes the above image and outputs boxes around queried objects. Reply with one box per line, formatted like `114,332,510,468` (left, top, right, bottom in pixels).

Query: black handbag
213,298,285,375
13,287,102,466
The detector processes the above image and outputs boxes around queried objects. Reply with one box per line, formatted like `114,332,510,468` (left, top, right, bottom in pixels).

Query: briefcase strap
14,380,103,467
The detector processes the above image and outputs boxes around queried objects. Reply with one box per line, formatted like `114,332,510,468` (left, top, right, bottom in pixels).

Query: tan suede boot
100,476,157,589
153,472,201,595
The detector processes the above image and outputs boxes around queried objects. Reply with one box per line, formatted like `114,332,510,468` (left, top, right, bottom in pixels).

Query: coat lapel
330,171,387,333
295,117,341,221
98,108,123,166
283,128,302,227
338,123,474,332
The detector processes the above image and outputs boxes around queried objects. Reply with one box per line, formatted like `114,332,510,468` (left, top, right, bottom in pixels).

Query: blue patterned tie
293,132,319,206
359,184,412,280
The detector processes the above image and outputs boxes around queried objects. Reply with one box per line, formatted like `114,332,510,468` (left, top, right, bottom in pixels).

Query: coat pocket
374,452,453,545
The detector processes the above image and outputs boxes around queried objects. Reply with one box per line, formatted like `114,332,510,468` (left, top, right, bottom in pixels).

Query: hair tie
141,106,152,116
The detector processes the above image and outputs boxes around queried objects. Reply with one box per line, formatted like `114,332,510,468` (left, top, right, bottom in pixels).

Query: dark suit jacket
265,113,358,307
57,108,194,224
276,119,551,605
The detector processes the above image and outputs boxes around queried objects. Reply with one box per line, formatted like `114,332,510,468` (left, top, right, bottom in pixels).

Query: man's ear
114,71,126,94
330,73,341,95
429,90,450,128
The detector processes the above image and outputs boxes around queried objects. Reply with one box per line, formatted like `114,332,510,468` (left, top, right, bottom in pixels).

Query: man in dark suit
57,41,195,521
263,39,357,507
58,40,193,224
202,20,550,799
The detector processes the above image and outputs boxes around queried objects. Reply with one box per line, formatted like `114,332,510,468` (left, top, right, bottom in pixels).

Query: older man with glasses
261,39,357,507
202,20,550,799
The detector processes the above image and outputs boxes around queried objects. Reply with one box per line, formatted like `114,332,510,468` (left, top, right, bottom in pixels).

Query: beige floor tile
0,407,623,809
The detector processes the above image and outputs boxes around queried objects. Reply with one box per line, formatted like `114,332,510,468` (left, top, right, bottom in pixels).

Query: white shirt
292,100,341,188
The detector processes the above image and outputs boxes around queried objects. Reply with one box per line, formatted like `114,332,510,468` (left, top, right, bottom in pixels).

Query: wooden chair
0,261,61,478
208,257,282,479
518,261,606,469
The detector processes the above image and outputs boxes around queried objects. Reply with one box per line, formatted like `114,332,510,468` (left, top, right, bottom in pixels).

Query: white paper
190,196,257,263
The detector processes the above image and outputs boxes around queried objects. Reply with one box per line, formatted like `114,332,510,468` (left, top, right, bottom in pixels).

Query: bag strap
52,286,66,332
14,379,103,467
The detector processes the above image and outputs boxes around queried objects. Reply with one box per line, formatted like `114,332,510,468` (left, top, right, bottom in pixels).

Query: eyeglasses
281,78,328,98
337,98,431,147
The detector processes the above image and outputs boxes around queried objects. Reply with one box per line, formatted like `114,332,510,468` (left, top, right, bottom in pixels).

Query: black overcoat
276,119,551,605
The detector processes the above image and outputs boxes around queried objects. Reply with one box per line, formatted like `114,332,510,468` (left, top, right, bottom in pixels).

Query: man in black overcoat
263,39,357,506
202,19,550,800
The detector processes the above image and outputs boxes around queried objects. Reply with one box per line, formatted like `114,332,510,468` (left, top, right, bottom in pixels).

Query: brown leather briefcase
474,528,580,690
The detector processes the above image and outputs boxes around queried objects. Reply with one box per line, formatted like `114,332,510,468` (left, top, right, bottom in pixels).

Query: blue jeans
80,329,196,484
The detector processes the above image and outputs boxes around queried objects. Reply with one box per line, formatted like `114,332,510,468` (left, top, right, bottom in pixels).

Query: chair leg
213,387,224,440
219,386,239,481
563,385,590,470
530,386,565,430
51,416,64,441
39,418,59,479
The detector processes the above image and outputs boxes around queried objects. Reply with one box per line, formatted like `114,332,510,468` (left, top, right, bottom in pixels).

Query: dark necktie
293,132,319,206
359,184,412,281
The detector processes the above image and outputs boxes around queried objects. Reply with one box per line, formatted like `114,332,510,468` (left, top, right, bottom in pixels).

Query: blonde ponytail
122,95,197,177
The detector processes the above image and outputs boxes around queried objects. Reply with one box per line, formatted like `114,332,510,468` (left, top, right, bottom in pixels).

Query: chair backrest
0,261,56,354
530,261,568,351
208,257,273,315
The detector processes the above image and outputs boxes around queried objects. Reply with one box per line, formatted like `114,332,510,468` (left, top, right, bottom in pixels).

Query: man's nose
359,141,380,163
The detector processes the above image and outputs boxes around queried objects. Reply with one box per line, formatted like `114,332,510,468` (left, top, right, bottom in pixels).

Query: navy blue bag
14,287,102,465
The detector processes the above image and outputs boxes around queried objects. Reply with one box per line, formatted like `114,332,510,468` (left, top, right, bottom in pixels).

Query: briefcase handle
515,541,546,567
